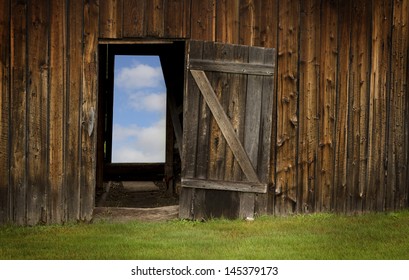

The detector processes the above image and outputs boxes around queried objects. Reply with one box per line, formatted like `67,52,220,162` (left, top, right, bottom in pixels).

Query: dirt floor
93,181,179,222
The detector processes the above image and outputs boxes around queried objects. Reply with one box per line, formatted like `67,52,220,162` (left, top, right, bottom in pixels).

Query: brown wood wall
0,0,408,224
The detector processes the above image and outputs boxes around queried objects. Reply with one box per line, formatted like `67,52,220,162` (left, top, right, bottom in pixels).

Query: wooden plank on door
49,0,66,224
10,0,28,225
0,0,10,224
190,70,260,183
27,0,49,225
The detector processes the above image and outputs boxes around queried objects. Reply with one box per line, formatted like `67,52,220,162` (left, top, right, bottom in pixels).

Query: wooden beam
189,59,274,76
182,178,267,193
190,69,260,183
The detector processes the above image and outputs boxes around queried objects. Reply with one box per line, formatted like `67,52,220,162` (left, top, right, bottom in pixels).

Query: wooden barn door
180,40,276,220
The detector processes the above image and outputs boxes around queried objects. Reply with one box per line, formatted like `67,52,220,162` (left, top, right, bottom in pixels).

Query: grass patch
1,211,408,259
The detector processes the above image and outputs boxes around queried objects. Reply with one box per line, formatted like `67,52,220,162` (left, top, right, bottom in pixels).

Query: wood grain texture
99,0,123,39
0,0,10,224
27,0,49,225
123,0,146,37
275,0,299,214
182,178,267,193
368,0,392,212
80,0,98,221
334,0,352,213
10,0,28,225
65,0,83,221
298,0,320,213
190,0,215,40
216,0,239,44
347,0,371,212
164,0,190,38
318,0,338,212
387,0,408,210
48,0,66,224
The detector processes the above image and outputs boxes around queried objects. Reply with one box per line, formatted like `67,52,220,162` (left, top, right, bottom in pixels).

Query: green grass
1,211,409,260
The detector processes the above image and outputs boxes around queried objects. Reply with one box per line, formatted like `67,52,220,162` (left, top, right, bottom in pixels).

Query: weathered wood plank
190,0,215,41
146,0,164,37
224,45,248,182
179,41,202,220
205,41,229,181
387,0,408,210
10,0,28,225
347,0,370,212
49,0,66,224
239,0,261,46
298,0,320,213
0,0,10,224
182,178,267,193
275,0,299,214
123,0,146,37
27,0,49,225
99,0,123,39
164,0,190,38
216,0,239,44
318,0,338,212
80,0,98,221
66,0,83,221
256,47,275,215
189,59,274,76
260,0,278,48
368,0,392,212
191,70,260,183
334,0,351,213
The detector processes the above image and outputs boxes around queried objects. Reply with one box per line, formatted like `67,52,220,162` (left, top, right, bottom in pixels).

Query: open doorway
96,41,185,210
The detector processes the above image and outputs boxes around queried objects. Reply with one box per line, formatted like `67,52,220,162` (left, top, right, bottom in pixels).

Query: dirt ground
93,181,179,222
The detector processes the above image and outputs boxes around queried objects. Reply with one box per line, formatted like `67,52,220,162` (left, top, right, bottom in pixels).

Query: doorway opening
96,41,185,210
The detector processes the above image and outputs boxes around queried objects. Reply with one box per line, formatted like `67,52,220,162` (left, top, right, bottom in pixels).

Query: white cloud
128,92,166,112
112,118,166,163
115,63,165,90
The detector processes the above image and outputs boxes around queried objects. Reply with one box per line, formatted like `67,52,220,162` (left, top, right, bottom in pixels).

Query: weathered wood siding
0,0,408,224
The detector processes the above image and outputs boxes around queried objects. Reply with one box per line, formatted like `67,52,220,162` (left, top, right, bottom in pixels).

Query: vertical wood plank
216,0,239,44
10,0,28,225
66,0,83,221
81,0,98,221
298,0,320,213
123,0,146,37
318,0,338,212
206,42,230,181
164,0,191,38
146,0,164,37
179,41,203,219
350,0,371,213
387,0,408,210
239,0,258,46
27,0,49,225
261,0,279,215
275,0,300,214
368,0,392,212
49,0,66,224
190,0,215,41
0,0,10,224
334,0,351,213
99,0,123,39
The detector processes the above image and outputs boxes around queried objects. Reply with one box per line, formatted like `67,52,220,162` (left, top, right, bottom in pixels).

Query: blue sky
112,55,166,163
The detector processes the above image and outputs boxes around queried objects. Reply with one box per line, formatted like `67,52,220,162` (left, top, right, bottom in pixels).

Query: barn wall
0,0,408,225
